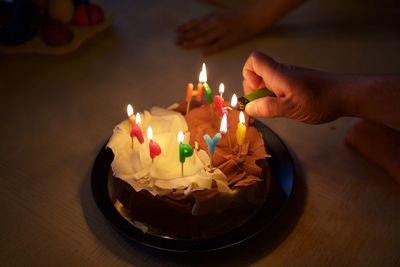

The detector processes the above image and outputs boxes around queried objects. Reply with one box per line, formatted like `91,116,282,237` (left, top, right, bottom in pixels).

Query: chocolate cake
108,102,271,239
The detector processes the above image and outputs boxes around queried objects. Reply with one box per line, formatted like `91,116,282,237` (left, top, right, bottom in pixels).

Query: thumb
245,97,283,118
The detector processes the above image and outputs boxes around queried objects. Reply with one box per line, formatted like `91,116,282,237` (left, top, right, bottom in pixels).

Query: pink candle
213,83,225,117
130,112,144,144
147,126,161,160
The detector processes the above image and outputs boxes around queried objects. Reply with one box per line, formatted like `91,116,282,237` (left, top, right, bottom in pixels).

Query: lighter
237,88,276,111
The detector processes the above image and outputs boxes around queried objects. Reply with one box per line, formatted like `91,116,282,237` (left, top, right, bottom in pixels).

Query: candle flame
239,111,245,124
147,126,153,140
231,94,237,107
135,112,141,124
177,131,184,143
220,113,228,133
199,63,207,82
127,104,134,117
219,83,224,94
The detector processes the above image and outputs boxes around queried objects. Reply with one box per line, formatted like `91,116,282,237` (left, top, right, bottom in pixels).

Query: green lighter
237,88,276,111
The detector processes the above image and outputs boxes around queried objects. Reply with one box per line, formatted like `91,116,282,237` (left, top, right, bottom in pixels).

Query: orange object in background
48,0,74,24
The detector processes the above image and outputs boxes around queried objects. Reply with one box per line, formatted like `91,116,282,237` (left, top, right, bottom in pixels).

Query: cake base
112,157,270,240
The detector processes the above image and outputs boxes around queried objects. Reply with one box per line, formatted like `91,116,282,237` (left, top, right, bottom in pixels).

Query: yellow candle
236,111,246,145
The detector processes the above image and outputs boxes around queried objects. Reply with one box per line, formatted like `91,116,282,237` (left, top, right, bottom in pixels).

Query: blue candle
203,133,222,156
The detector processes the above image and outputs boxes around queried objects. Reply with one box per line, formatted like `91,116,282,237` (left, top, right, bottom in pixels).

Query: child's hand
176,9,261,55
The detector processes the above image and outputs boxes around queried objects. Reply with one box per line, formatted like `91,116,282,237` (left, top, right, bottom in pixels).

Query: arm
176,0,308,55
337,75,400,131
243,0,308,33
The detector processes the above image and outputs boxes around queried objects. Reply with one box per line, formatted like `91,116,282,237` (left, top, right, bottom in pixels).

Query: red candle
213,83,225,117
147,126,161,160
130,112,144,144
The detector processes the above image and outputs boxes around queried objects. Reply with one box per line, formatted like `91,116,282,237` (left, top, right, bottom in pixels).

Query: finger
245,97,284,118
176,17,207,33
242,71,264,95
181,28,222,48
243,51,279,78
203,34,237,55
242,79,252,95
242,51,279,91
177,20,217,46
181,32,219,48
242,79,266,96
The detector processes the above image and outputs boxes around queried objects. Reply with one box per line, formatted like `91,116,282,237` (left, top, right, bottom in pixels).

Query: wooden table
1,0,399,266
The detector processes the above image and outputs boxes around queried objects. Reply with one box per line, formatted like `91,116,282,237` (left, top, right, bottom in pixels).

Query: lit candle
130,112,145,148
178,131,194,177
231,94,238,109
127,104,135,126
127,104,136,149
199,63,213,104
236,111,247,155
219,113,232,151
220,113,228,133
213,83,225,118
147,126,161,162
185,82,203,114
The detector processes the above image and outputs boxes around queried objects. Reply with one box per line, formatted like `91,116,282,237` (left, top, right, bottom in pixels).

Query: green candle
178,131,194,163
203,82,213,104
237,88,276,111
177,131,194,176
199,63,213,104
179,143,194,163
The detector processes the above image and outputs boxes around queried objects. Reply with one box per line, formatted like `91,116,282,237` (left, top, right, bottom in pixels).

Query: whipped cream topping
107,107,232,196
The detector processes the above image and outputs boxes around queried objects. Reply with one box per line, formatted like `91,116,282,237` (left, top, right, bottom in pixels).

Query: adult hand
243,51,343,124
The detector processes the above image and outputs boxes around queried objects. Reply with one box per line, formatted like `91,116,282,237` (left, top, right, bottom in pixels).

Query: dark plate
91,119,294,252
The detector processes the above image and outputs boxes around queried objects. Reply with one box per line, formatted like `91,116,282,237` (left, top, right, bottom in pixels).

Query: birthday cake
107,100,271,239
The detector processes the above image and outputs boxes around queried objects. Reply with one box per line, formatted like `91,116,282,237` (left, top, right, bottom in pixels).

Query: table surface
1,0,400,266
